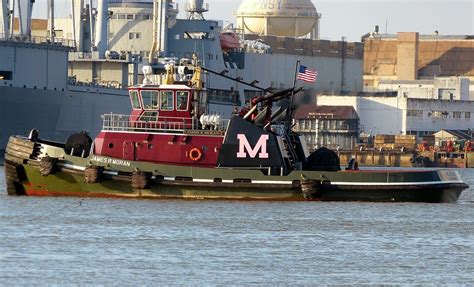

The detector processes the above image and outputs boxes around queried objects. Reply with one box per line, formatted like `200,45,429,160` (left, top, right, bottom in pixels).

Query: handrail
0,33,76,48
101,113,230,133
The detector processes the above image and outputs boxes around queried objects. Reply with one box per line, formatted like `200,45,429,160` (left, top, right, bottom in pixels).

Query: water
1,167,473,285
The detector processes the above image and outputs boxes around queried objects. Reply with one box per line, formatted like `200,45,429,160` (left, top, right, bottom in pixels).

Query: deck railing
0,33,76,48
101,113,230,133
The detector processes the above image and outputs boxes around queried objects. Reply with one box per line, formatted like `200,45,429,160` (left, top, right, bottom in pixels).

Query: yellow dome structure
235,0,321,38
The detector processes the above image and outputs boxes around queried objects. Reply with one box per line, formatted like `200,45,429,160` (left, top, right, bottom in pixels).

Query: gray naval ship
0,0,363,155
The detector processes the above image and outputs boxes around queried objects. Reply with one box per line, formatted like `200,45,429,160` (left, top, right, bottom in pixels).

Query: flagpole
287,60,300,128
292,60,300,91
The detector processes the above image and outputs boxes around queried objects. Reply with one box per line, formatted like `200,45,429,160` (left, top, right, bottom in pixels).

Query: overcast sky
31,0,473,42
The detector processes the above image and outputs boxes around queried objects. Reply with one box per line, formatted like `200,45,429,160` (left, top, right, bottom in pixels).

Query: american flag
297,65,318,83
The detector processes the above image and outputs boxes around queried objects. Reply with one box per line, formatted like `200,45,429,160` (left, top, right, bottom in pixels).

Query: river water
1,167,473,285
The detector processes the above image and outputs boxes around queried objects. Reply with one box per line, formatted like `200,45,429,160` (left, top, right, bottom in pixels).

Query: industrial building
314,32,474,140
362,32,474,97
316,77,474,138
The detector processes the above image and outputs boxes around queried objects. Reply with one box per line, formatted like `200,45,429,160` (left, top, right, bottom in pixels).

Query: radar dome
235,0,320,38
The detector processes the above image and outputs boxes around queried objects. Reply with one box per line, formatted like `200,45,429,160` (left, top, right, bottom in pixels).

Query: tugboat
3,63,469,202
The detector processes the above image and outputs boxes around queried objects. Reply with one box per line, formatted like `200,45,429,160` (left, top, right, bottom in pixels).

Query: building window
127,14,134,20
453,112,462,119
466,112,471,119
128,32,141,39
407,110,423,117
117,14,126,20
430,111,448,118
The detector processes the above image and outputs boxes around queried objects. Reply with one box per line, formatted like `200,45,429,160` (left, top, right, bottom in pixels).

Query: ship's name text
92,155,131,167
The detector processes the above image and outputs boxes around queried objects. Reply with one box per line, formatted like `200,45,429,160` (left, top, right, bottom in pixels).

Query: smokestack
0,0,9,37
95,0,108,58
17,0,34,37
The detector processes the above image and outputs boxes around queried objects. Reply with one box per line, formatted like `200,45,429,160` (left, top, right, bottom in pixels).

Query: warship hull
4,136,468,203
0,85,130,154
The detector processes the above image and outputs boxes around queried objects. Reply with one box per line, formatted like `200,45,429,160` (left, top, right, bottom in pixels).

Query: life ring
189,148,203,161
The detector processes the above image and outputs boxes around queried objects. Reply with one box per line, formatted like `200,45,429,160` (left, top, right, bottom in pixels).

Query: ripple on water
0,167,473,284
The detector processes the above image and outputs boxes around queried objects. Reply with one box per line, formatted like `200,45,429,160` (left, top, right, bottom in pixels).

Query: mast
8,0,15,38
17,0,34,38
88,0,94,52
47,0,54,41
149,0,159,63
0,0,8,37
95,0,108,58
159,0,168,56
71,0,83,51
8,0,14,38
150,0,169,61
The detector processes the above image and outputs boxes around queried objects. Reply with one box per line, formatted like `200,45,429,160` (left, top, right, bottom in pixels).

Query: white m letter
236,134,269,158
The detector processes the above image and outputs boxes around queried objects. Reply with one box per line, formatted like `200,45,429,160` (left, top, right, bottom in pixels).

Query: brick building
362,32,474,88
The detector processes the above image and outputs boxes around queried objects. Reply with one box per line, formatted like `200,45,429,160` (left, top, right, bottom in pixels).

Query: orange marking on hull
25,189,136,199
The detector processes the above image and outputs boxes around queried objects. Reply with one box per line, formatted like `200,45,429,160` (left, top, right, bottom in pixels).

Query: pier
337,149,474,168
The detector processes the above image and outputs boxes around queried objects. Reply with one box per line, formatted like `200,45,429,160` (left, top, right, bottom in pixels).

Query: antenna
200,66,269,92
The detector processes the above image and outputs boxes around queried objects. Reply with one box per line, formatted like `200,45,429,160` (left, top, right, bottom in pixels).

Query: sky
31,0,474,42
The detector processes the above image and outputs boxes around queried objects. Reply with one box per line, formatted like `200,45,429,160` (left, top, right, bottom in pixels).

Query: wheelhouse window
160,91,174,111
176,91,189,111
139,111,158,122
141,90,159,109
129,90,141,109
